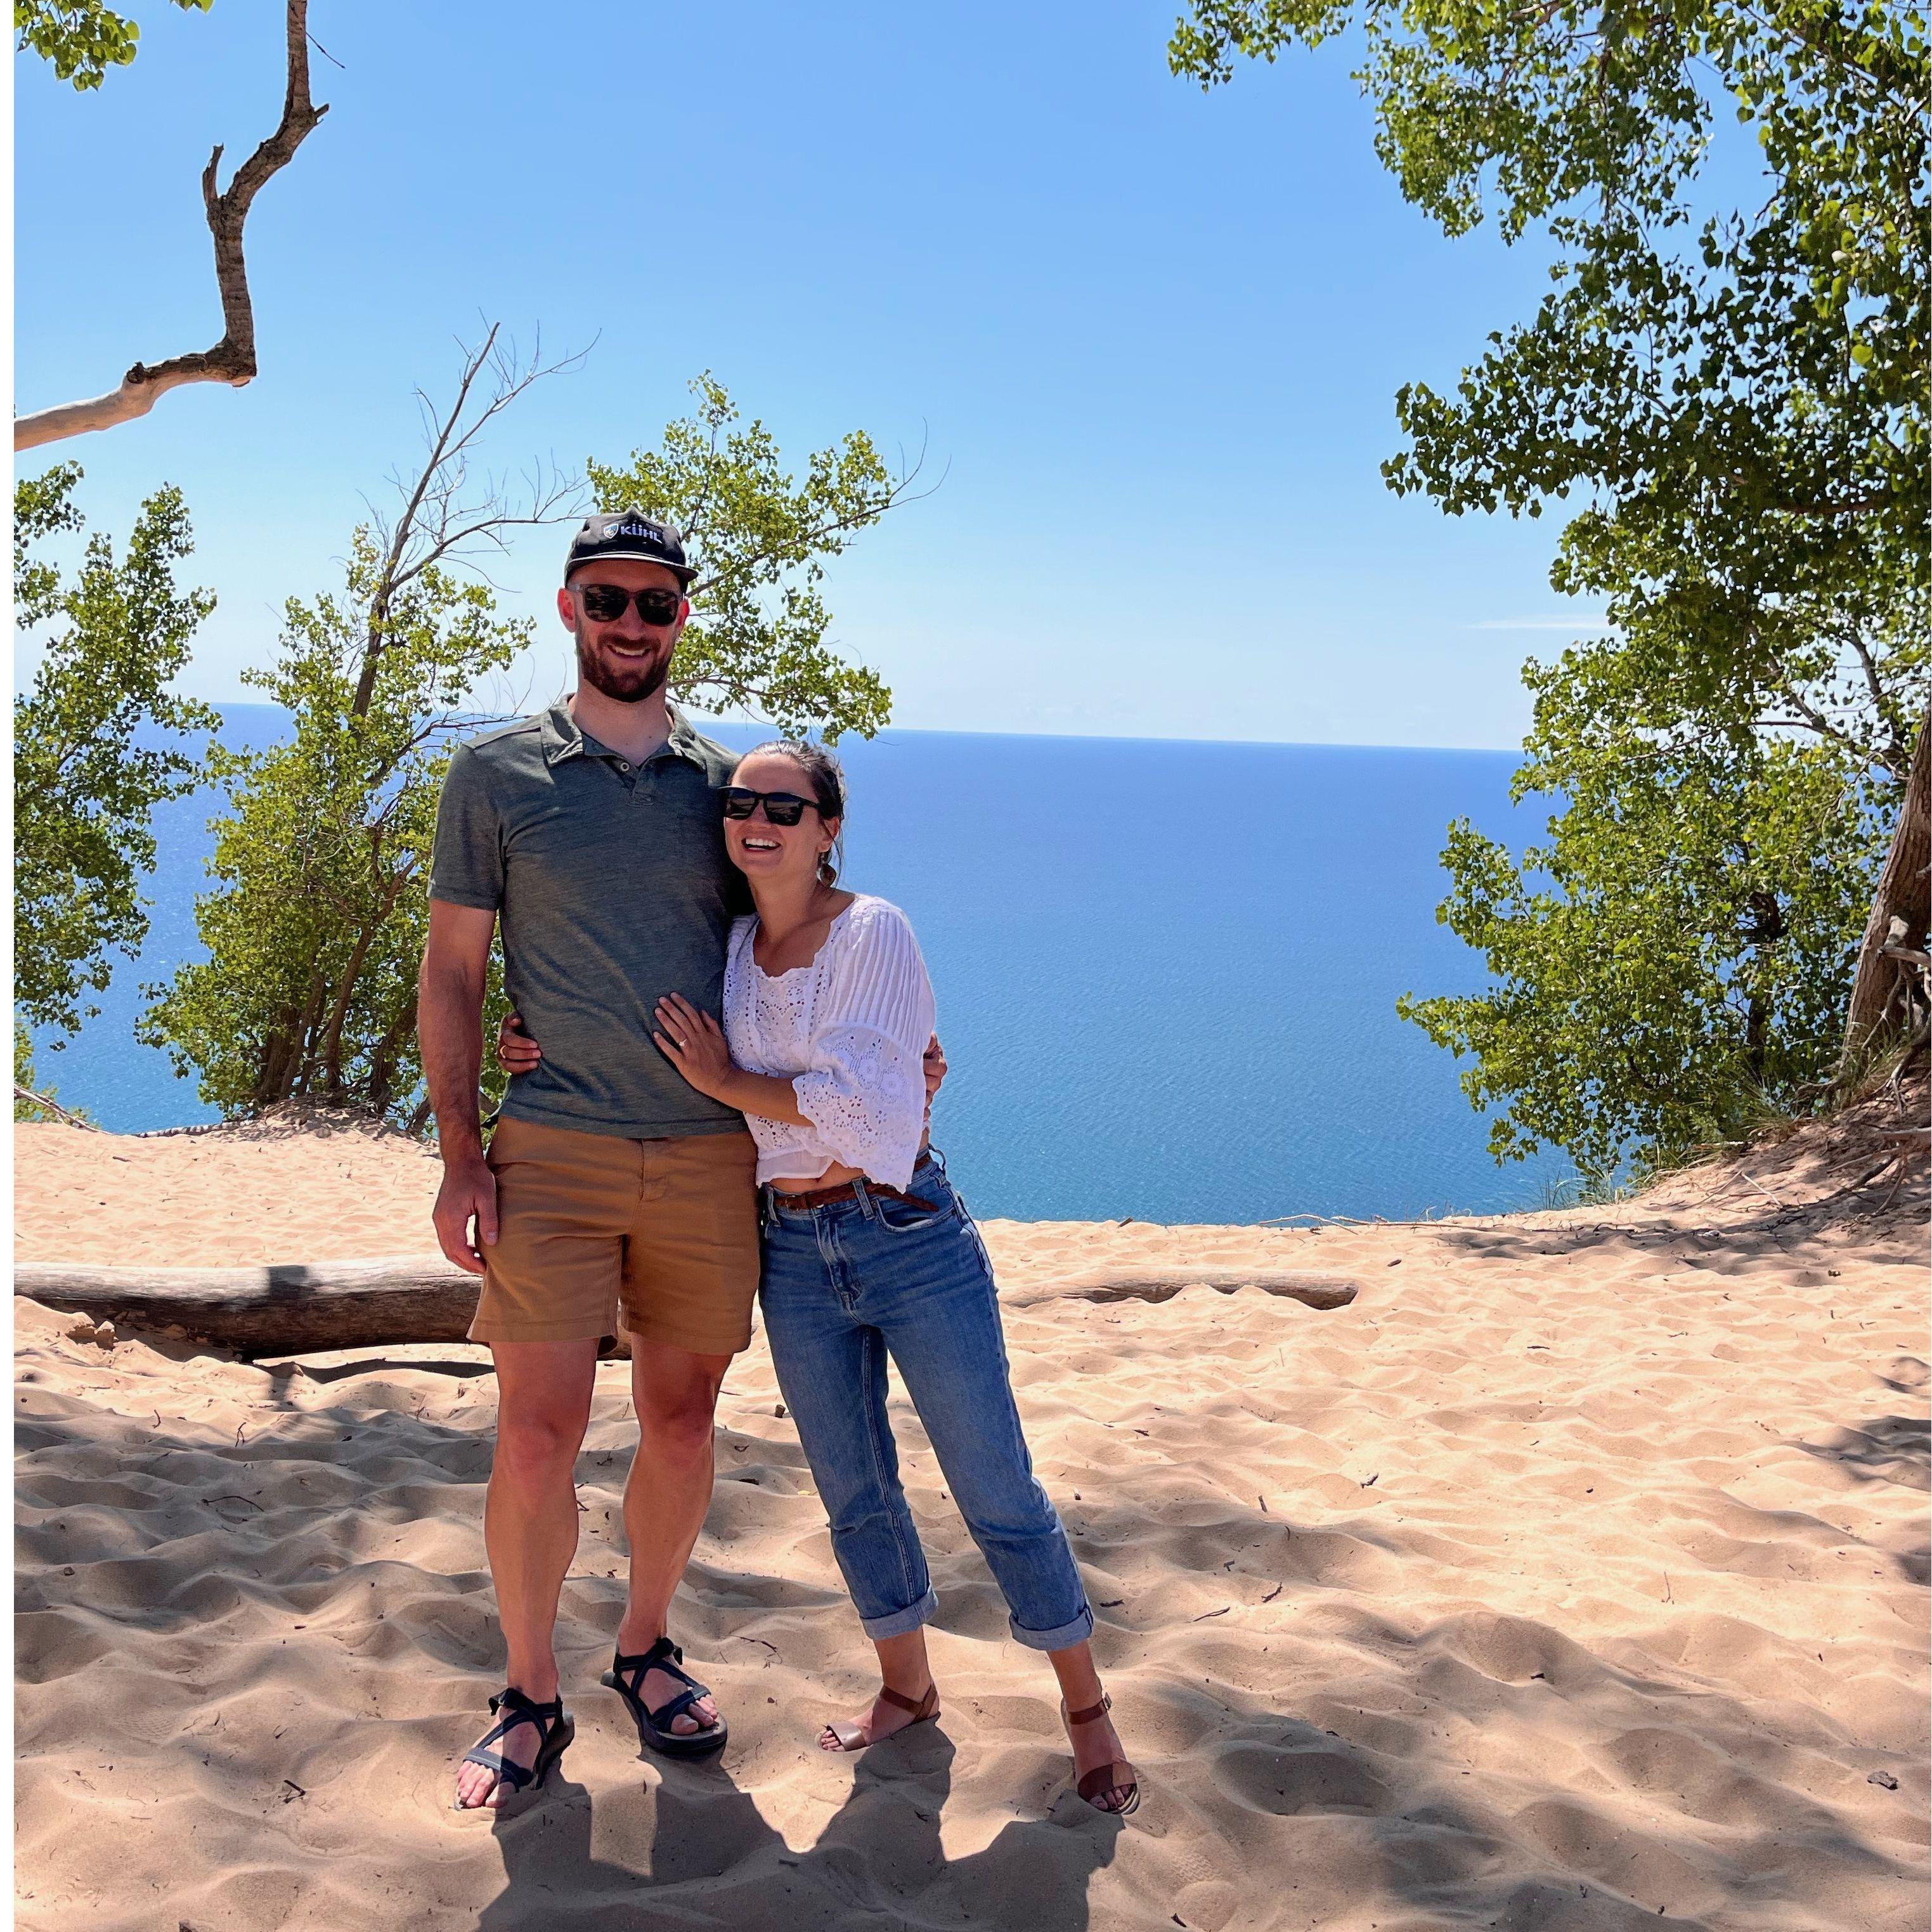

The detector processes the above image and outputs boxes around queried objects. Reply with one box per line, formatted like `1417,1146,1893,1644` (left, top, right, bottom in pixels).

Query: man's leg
614,1342,733,1734
455,1336,599,1809
610,1130,760,1737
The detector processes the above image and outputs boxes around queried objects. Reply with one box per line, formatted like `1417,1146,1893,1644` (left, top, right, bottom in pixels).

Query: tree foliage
16,0,213,91
1399,648,1886,1179
588,374,924,742
139,333,564,1125
1172,0,1928,1172
14,464,217,1039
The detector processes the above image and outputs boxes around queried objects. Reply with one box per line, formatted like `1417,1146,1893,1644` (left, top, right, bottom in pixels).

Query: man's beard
576,631,672,704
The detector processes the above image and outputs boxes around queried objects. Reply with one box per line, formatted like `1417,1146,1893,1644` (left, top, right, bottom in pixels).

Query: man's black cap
564,508,696,587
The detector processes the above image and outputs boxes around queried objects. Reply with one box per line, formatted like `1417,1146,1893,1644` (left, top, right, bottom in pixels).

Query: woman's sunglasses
720,786,820,827
574,583,684,626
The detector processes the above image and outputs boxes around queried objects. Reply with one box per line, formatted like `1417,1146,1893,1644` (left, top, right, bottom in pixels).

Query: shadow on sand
477,1728,1121,1931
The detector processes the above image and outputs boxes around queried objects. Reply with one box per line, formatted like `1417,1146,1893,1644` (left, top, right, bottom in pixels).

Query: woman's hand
496,1011,543,1075
922,1034,947,1122
653,992,738,1103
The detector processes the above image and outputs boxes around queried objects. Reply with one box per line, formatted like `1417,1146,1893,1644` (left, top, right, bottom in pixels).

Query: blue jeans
758,1153,1094,1651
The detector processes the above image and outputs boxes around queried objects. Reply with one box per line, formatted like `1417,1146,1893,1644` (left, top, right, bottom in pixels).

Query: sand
14,1110,1930,1931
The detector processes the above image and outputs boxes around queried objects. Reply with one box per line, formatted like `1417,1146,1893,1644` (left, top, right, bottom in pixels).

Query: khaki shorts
470,1117,760,1354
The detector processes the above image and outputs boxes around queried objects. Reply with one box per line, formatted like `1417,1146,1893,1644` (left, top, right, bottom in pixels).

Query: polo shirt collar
540,699,708,770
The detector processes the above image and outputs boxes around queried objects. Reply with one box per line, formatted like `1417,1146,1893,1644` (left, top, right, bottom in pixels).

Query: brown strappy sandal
820,1680,940,1753
1063,1692,1140,1815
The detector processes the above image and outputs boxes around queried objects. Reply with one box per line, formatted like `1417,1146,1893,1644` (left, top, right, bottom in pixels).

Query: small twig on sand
1737,1172,1784,1209
1192,1605,1231,1623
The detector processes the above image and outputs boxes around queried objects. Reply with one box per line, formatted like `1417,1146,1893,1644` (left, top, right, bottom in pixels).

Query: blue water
27,706,1569,1222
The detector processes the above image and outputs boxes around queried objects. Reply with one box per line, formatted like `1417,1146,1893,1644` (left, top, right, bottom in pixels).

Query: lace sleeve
791,901,937,1188
793,1026,930,1187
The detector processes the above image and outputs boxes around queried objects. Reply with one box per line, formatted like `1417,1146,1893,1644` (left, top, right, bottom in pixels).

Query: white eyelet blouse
722,893,937,1190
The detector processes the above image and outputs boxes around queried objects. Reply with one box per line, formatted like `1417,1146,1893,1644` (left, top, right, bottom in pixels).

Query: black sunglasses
573,583,684,626
720,786,820,827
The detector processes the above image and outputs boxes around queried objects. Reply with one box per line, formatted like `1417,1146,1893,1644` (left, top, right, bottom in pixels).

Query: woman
497,740,1138,1815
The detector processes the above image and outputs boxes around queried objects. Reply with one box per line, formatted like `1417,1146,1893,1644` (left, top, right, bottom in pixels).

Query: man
418,509,938,1809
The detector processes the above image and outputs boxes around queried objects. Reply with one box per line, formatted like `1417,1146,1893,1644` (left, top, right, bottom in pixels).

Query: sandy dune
14,1110,1929,1931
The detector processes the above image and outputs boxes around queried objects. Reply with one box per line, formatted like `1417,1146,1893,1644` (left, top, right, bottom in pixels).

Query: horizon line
134,695,1529,760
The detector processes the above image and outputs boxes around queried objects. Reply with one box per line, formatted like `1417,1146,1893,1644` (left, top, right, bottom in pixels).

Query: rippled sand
14,1109,1928,1931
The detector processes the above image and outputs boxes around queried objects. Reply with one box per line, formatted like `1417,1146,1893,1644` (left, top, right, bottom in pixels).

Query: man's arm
418,900,501,1274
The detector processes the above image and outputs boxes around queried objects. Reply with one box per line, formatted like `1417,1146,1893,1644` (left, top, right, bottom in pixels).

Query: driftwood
15,1257,477,1358
13,1086,99,1129
14,0,327,451
16,1257,1356,1358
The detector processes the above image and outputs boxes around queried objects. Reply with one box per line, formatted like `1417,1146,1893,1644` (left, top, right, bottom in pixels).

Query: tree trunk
16,1261,1358,1358
1844,709,1931,1061
15,1257,479,1358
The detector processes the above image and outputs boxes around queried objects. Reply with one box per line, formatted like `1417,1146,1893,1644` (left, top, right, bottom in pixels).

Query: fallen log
15,1257,1357,1359
1012,1270,1359,1310
14,1257,478,1358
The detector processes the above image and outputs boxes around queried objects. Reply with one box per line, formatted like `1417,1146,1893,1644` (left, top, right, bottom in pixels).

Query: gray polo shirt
429,701,748,1140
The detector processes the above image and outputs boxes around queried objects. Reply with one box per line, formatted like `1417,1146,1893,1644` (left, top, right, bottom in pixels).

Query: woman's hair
747,738,846,883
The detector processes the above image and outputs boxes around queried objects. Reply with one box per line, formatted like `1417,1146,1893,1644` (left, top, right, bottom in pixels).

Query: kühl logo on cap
613,517,663,541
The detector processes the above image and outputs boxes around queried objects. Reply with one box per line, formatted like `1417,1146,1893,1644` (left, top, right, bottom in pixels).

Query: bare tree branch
348,326,591,718
14,0,328,451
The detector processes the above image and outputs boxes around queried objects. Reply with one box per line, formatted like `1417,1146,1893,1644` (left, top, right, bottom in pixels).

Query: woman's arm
652,992,812,1126
788,905,938,1186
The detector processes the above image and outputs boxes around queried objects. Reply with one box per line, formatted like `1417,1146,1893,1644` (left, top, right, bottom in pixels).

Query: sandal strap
614,1637,699,1690
1077,1761,1138,1805
878,1682,935,1716
462,1744,536,1792
464,1689,564,1791
1065,1694,1112,1727
476,1690,562,1750
491,1687,563,1721
644,1685,706,1727
612,1639,718,1730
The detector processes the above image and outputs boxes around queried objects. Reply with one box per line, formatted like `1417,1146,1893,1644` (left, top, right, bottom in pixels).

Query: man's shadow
476,1723,1122,1931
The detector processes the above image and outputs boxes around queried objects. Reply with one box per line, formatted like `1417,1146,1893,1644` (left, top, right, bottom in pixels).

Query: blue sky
15,0,1611,746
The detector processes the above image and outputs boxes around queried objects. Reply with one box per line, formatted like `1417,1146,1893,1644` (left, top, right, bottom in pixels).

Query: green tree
143,338,919,1127
15,0,213,91
139,331,564,1124
1399,649,1887,1180
14,464,217,1046
1172,0,1928,1172
588,373,925,742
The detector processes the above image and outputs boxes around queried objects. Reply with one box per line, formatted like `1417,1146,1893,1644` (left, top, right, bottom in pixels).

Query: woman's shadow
475,1721,1122,1931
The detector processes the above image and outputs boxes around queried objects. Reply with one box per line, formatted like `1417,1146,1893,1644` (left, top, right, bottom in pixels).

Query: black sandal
456,1687,574,1806
602,1636,729,1758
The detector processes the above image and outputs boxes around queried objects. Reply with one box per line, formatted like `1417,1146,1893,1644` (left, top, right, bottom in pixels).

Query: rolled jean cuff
1008,1602,1095,1652
858,1586,939,1641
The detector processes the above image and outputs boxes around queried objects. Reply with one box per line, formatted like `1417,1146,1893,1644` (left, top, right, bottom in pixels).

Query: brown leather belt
768,1177,940,1213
